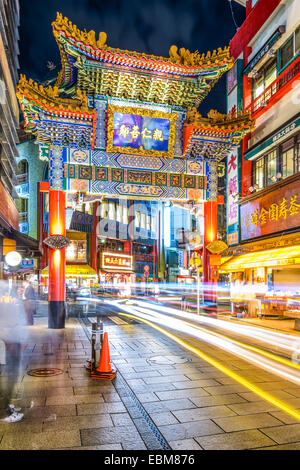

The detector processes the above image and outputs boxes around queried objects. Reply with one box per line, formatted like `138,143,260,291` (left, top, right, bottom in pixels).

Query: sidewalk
1,314,300,450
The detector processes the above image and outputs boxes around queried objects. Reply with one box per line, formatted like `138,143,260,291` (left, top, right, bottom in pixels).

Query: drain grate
79,317,171,451
27,368,64,377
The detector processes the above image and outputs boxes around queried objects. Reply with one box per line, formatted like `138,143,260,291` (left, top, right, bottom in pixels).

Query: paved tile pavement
1,315,300,450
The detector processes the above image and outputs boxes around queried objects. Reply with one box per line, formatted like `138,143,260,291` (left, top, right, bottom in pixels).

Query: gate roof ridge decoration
17,75,97,148
183,108,255,161
51,12,234,108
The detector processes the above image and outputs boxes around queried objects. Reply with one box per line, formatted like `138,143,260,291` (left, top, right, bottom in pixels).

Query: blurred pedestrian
0,282,29,422
23,279,36,325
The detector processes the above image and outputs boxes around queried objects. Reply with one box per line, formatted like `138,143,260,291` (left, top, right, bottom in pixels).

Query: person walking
0,283,29,422
23,280,36,325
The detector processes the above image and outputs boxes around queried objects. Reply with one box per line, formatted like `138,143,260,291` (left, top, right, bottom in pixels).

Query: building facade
0,0,39,279
224,0,300,317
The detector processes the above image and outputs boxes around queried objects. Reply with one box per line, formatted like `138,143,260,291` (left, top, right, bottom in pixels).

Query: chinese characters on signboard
272,122,297,143
241,179,300,241
227,149,239,245
107,105,177,158
113,113,169,151
102,252,132,270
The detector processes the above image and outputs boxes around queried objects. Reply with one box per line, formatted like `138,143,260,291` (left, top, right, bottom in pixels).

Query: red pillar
203,200,218,304
90,202,98,272
242,134,252,197
48,189,66,329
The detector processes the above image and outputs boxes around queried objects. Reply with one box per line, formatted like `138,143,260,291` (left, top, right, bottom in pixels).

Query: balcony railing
247,55,300,116
19,211,28,223
16,173,29,184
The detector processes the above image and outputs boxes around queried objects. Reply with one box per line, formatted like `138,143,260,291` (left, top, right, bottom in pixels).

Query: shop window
135,211,141,228
141,213,146,229
266,150,277,186
123,206,128,224
279,36,295,70
108,201,115,220
146,215,151,230
255,156,264,188
66,240,87,262
87,203,93,215
101,201,108,218
116,204,122,222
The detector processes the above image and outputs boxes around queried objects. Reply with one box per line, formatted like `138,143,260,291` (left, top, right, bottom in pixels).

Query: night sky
18,0,245,114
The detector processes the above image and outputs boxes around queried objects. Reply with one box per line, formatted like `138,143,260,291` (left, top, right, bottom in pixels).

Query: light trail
118,311,300,423
129,299,300,355
113,301,300,385
132,304,300,372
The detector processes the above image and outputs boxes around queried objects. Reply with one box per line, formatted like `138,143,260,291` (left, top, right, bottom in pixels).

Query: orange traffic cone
90,332,117,380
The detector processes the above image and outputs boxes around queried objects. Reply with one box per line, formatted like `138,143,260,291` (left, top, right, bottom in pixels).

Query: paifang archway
17,13,254,328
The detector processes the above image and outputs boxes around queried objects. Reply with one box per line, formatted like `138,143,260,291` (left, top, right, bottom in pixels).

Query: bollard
96,317,103,366
97,317,104,344
86,319,103,371
90,322,97,370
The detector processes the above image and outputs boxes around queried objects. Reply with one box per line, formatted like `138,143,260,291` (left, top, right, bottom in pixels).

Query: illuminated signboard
240,178,300,241
101,252,133,270
107,105,177,158
227,148,239,246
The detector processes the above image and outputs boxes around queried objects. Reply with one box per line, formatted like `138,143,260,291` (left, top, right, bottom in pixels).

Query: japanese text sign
241,179,300,241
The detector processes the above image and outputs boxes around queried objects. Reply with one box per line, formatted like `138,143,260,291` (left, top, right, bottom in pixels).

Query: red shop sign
240,178,300,241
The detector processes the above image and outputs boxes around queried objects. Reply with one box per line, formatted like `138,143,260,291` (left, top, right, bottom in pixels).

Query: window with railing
16,160,28,184
248,54,300,115
16,173,28,184
252,59,277,101
19,212,28,223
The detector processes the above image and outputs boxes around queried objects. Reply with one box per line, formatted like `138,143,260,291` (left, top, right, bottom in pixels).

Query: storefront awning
1,226,41,257
100,269,134,275
41,264,97,277
221,245,300,272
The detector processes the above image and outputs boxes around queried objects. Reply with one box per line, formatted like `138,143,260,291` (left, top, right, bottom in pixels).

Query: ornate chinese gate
17,13,254,328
